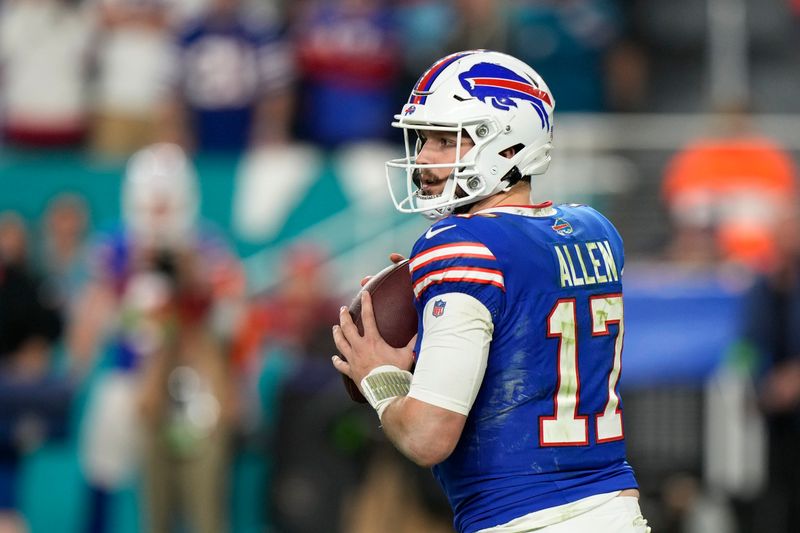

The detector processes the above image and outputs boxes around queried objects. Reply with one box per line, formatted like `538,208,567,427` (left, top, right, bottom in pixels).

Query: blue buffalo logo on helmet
458,63,552,129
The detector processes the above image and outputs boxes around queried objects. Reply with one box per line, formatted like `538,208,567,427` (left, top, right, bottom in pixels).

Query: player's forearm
379,395,462,468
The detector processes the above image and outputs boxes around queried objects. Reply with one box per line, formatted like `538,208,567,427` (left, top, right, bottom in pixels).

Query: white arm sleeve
407,292,494,416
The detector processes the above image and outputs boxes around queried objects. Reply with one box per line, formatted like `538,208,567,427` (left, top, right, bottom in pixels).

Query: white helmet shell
386,50,555,219
123,143,199,248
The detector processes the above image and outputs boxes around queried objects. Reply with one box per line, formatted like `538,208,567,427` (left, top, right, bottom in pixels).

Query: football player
332,50,650,533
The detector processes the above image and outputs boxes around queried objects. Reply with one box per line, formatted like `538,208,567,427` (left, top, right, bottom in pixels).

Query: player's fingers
360,275,372,287
389,252,407,264
332,323,353,356
338,305,361,339
359,291,379,335
331,354,351,377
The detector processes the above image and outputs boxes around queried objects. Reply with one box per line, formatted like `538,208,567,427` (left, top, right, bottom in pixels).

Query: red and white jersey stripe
410,242,495,271
410,242,504,299
412,266,505,299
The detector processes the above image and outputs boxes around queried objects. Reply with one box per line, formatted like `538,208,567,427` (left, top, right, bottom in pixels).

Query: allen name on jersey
554,240,620,288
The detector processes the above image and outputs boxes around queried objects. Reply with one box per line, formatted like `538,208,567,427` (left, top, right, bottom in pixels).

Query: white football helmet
123,143,199,248
386,50,555,219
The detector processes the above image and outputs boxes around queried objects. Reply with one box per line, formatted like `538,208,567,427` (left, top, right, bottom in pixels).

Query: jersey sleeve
409,221,505,318
408,292,493,415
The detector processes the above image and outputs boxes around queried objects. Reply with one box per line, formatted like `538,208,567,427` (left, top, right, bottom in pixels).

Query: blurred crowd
1,0,800,533
0,0,646,159
0,142,376,533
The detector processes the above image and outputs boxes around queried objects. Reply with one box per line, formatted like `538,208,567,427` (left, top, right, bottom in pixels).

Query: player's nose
416,142,435,165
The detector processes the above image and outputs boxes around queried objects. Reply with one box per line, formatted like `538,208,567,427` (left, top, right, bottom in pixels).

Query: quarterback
332,50,649,533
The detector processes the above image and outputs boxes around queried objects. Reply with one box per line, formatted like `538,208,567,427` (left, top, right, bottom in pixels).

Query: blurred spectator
38,193,91,314
446,0,507,54
603,21,648,112
395,0,454,88
0,213,63,380
0,0,94,148
69,143,246,532
740,206,800,533
88,0,173,159
292,0,402,148
662,108,799,271
233,243,341,390
506,0,623,112
0,213,66,533
251,244,339,351
160,0,294,153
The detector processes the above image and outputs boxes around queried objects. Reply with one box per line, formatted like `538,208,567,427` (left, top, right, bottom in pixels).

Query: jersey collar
477,202,557,218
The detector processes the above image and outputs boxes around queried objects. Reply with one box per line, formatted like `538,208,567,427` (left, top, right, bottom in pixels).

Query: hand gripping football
342,259,418,403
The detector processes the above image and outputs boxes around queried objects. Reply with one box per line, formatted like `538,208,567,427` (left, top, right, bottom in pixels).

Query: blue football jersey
408,203,638,533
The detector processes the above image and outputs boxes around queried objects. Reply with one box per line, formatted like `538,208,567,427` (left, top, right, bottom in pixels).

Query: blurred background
1,0,799,532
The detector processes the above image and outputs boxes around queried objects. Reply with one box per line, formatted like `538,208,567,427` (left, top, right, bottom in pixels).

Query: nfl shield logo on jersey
432,299,447,317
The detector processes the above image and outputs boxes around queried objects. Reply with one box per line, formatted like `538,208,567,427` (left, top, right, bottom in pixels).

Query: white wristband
361,365,412,420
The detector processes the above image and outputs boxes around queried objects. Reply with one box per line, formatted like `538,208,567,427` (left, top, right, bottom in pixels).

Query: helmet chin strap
501,165,523,188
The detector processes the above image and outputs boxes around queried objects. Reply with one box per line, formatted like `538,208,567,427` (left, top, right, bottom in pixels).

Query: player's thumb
405,334,418,352
402,334,418,369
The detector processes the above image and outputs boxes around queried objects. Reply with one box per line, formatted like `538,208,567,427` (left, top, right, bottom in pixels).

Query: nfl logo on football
432,299,447,317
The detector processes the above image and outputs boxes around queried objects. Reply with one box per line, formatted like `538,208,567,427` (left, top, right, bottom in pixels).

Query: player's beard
412,168,467,201
412,168,444,200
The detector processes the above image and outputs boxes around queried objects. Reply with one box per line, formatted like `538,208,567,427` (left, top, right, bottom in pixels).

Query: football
342,259,418,403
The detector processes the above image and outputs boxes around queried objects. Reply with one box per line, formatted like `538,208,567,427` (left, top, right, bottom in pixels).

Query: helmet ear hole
500,143,525,159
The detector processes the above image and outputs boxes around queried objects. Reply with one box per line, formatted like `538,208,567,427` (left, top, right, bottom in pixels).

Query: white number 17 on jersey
540,294,624,446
